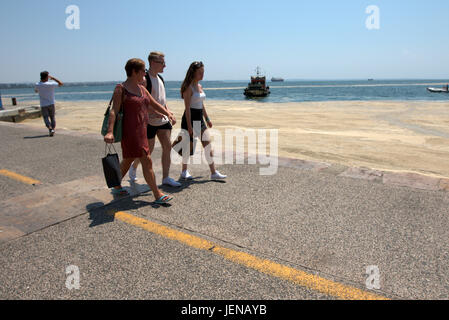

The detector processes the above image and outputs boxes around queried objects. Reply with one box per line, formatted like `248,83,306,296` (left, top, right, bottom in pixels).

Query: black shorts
181,108,207,135
147,122,173,140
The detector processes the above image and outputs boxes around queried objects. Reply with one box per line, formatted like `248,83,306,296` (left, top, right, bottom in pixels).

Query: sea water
1,79,448,104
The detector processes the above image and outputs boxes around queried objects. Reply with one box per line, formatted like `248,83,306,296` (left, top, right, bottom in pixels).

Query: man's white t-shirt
148,74,169,126
35,81,59,107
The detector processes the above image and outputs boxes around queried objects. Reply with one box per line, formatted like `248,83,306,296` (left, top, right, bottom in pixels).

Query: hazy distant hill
0,81,122,89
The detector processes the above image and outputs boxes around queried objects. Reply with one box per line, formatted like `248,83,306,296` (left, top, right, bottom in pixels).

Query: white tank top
190,84,206,109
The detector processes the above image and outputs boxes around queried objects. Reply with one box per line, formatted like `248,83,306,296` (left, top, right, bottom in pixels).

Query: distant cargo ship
271,77,284,82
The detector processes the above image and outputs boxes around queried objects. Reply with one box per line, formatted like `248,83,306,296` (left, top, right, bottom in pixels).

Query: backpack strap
145,71,152,95
145,71,166,95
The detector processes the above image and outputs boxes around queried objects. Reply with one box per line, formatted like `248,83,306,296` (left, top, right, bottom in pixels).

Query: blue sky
1,0,448,82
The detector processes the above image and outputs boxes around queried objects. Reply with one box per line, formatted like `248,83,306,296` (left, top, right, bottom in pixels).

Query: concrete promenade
0,121,448,300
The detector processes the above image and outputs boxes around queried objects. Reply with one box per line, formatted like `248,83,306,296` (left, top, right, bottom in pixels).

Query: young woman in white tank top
189,84,206,109
179,61,227,180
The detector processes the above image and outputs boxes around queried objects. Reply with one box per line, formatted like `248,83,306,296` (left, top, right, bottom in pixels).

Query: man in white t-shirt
34,71,63,136
129,52,181,187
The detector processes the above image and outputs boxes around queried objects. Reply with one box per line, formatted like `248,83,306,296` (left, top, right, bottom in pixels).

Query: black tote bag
102,144,122,188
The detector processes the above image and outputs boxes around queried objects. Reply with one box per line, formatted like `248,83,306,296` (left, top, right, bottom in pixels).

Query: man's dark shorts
147,122,173,140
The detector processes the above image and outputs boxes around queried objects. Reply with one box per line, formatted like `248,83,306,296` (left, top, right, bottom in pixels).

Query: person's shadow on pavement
158,175,225,194
86,195,163,228
23,135,50,139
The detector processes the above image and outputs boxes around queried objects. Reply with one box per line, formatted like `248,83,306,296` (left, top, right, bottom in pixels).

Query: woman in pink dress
104,58,174,204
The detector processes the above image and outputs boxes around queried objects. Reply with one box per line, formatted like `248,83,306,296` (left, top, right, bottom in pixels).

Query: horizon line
1,78,449,86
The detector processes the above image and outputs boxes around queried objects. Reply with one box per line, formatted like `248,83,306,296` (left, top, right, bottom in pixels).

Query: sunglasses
193,61,204,68
154,60,166,65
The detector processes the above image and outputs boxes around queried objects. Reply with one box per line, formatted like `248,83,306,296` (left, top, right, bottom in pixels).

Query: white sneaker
211,170,227,180
180,170,193,180
129,166,138,182
162,177,182,187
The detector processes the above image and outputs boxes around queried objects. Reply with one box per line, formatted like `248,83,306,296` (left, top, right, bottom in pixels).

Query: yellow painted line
0,169,41,185
212,246,388,300
112,211,214,251
112,210,389,300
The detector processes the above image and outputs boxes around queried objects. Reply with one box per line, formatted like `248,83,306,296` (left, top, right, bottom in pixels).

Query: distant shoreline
2,98,449,106
3,79,448,104
1,78,449,89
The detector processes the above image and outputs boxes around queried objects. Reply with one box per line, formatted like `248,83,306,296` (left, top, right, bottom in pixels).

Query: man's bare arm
49,76,63,87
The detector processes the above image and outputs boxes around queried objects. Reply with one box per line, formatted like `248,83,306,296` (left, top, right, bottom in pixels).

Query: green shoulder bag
101,85,125,143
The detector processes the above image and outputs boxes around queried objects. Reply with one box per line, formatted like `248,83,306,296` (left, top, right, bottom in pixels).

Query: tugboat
244,67,270,97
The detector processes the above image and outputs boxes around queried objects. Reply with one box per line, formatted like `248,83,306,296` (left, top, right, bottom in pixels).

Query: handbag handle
108,84,126,110
105,143,118,156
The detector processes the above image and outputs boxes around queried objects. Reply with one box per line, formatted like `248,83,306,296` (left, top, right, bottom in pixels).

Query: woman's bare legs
115,156,170,201
202,140,216,174
139,153,165,200
202,129,226,179
120,158,135,179
131,138,155,170
182,129,216,174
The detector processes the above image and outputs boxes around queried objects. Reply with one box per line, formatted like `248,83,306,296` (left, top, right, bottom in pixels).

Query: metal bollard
12,97,17,106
